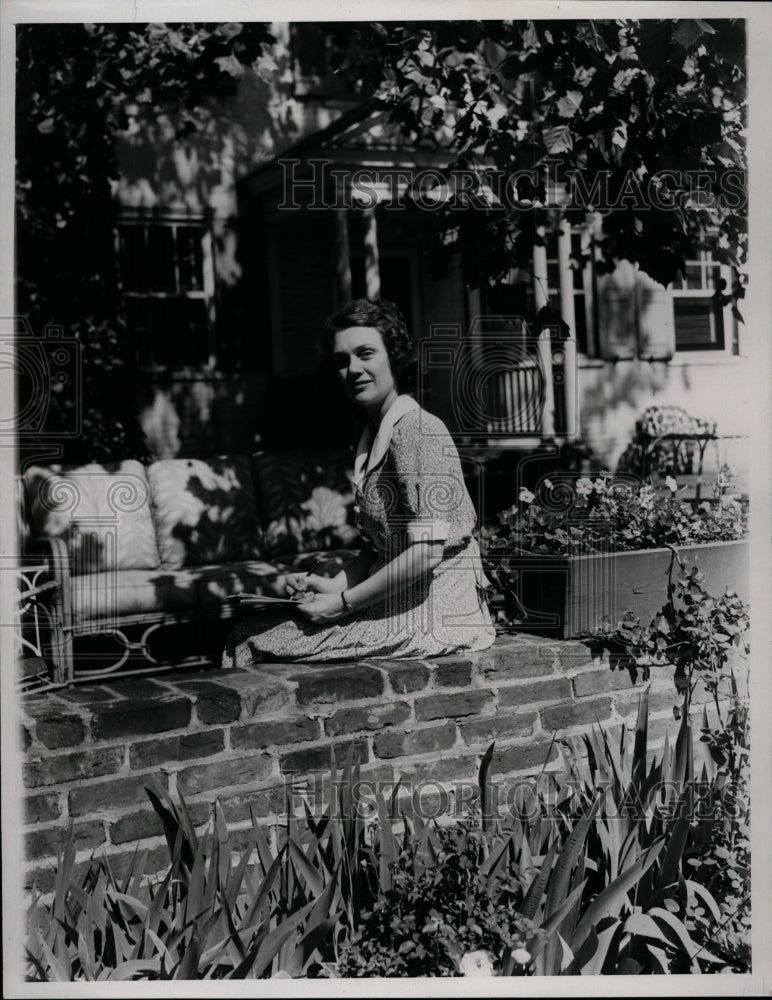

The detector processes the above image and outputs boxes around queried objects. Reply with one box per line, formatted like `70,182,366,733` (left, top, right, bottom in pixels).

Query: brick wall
19,634,713,894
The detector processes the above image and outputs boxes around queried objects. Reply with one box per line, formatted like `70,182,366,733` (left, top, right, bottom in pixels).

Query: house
113,23,749,506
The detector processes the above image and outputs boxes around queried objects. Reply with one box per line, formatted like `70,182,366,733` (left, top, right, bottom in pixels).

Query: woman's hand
294,592,349,624
285,572,341,599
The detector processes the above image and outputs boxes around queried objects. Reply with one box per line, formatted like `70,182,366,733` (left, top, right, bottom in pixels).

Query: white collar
353,394,419,489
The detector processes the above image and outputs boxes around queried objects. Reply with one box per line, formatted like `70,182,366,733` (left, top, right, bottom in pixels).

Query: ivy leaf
672,19,716,49
556,91,583,118
542,124,573,154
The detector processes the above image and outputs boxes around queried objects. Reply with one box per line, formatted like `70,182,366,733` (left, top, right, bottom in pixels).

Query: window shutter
596,258,636,360
635,268,675,360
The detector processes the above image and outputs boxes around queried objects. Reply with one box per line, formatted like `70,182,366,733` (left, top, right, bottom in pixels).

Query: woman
222,298,495,666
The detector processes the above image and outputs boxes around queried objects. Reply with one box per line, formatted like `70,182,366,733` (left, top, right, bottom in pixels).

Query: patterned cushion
252,449,361,559
70,561,287,625
147,456,263,569
23,461,160,575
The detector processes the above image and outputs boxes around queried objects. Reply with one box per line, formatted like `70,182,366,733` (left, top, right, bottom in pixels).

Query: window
541,229,591,354
118,217,214,369
671,245,727,352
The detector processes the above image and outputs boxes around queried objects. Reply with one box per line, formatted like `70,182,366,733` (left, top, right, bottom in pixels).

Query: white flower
665,476,678,492
459,950,494,976
518,487,535,504
511,947,531,965
575,477,593,497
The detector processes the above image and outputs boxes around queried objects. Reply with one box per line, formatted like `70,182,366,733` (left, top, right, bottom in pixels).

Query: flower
665,476,678,492
511,947,531,965
518,487,535,504
459,950,494,976
575,477,593,497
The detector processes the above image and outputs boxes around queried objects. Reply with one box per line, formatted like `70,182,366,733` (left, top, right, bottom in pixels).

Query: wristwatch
340,590,354,615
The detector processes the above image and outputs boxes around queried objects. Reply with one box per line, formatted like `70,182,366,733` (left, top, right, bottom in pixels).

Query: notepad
228,593,299,606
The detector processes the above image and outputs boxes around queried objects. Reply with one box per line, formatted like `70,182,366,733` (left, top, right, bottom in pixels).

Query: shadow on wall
579,359,673,470
139,371,271,459
115,40,303,214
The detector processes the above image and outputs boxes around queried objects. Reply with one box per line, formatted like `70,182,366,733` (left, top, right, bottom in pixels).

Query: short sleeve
388,410,466,545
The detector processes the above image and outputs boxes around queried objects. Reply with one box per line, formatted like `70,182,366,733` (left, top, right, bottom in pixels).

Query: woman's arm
286,543,375,597
296,540,443,623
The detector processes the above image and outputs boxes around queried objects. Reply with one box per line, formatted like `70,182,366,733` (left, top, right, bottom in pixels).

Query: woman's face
332,325,398,414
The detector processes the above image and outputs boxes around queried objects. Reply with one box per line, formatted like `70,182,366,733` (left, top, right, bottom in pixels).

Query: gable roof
239,97,458,196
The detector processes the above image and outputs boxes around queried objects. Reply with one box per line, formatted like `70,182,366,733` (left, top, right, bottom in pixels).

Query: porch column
334,175,352,304
557,222,577,437
362,206,380,298
532,229,556,439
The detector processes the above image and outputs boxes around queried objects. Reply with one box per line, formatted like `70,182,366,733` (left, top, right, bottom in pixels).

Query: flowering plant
484,467,747,559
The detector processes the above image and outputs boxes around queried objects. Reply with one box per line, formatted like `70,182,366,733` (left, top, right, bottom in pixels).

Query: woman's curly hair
324,298,416,393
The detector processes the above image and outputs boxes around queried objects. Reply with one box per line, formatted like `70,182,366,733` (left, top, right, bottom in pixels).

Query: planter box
509,539,749,639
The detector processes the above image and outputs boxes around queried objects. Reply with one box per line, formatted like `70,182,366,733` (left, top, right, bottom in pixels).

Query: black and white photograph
1,1,771,994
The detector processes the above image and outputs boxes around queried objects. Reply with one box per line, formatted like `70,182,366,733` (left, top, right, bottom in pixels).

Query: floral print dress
222,396,496,665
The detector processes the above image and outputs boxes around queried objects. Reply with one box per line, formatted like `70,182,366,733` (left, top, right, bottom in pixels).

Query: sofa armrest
26,536,73,683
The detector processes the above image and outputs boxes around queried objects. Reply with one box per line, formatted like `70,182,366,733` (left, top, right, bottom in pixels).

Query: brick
280,739,369,775
51,685,116,705
21,726,32,751
220,671,293,716
104,677,170,700
175,681,242,724
573,669,638,698
26,821,105,860
24,792,61,824
109,802,210,845
459,711,539,745
291,665,383,706
91,697,192,741
376,660,431,694
232,717,321,749
554,640,597,672
614,687,680,720
431,658,473,687
176,755,274,797
35,714,85,750
24,864,56,895
130,730,226,770
217,785,288,823
373,722,457,759
95,843,172,884
397,753,479,784
414,690,494,722
498,677,572,708
492,740,559,776
24,747,124,789
69,774,168,817
541,698,613,733
325,703,411,738
477,643,556,682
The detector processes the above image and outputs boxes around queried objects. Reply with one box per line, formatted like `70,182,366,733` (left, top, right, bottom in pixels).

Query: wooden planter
508,539,749,639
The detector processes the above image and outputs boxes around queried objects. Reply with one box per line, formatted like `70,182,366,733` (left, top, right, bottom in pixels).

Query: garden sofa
21,450,361,683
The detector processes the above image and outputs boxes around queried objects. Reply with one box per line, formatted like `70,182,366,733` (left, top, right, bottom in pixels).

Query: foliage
483,469,747,568
337,822,543,977
330,19,747,298
26,691,750,979
15,22,274,462
582,546,751,969
585,547,749,693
